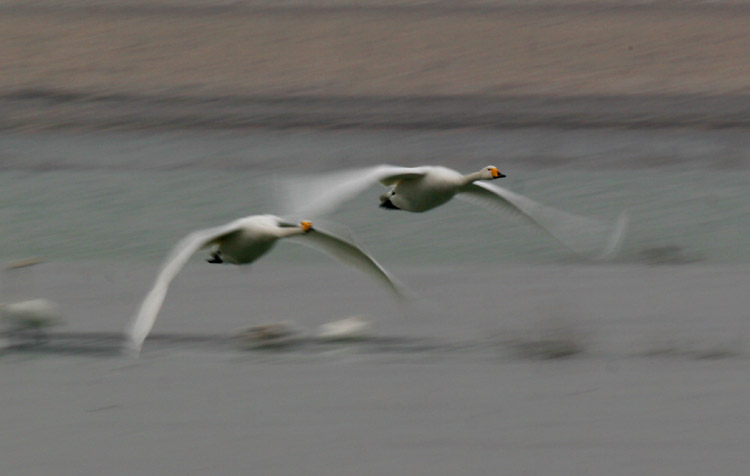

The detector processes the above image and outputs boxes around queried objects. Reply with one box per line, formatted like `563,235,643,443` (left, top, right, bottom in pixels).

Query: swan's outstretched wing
280,165,428,218
124,221,243,354
285,226,410,301
459,182,628,260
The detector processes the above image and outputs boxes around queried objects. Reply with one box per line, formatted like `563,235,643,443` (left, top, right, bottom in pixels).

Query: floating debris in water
495,317,594,360
637,335,744,360
5,257,43,270
638,246,702,265
234,322,303,349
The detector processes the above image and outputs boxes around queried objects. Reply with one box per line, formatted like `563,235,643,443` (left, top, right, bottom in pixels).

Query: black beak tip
498,173,506,178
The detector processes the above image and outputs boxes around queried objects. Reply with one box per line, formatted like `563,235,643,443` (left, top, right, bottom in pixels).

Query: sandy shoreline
1,3,749,129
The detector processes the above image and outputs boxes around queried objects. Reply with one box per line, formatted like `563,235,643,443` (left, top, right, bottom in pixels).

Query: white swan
2,258,63,341
1,298,62,330
317,315,373,341
281,165,627,259
125,214,406,354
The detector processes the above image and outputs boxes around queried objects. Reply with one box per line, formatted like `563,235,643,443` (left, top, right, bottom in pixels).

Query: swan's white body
1,259,63,335
282,165,627,260
317,316,373,340
125,214,405,354
384,166,473,212
1,298,62,329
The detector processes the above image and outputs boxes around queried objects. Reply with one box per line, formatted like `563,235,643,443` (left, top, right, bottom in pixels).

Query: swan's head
483,165,505,180
300,221,314,233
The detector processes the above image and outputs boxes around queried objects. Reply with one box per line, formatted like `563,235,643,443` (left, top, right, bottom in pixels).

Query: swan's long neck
461,171,486,186
276,226,308,239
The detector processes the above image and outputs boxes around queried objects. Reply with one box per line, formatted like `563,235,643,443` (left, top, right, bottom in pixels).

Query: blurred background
1,1,749,475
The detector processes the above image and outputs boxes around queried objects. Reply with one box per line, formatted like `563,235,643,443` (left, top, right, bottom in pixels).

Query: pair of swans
126,165,627,354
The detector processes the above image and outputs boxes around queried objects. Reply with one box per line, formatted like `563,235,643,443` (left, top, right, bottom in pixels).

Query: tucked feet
379,192,400,210
379,197,400,210
206,251,224,264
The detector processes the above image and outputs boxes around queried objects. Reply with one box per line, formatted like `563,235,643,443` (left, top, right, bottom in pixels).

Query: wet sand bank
1,3,749,130
4,92,750,130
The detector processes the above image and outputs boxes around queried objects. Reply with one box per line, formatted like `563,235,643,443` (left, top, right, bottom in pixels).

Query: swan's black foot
379,198,400,210
206,251,223,264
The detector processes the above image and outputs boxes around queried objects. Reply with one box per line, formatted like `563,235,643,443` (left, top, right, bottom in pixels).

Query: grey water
2,128,749,475
1,128,749,264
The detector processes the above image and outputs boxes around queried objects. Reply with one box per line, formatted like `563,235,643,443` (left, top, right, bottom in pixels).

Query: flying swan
124,214,406,354
281,165,628,259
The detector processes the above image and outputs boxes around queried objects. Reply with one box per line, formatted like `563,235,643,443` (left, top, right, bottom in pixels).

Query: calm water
2,128,750,476
1,128,749,265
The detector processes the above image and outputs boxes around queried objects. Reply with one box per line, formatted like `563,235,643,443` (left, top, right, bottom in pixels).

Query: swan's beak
491,168,505,179
301,221,314,232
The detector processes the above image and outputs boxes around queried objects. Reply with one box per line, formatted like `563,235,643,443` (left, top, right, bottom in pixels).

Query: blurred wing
286,228,410,301
459,182,628,260
279,165,427,218
124,221,243,355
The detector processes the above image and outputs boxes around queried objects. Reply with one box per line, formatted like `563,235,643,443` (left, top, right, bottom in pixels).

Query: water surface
1,128,749,476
